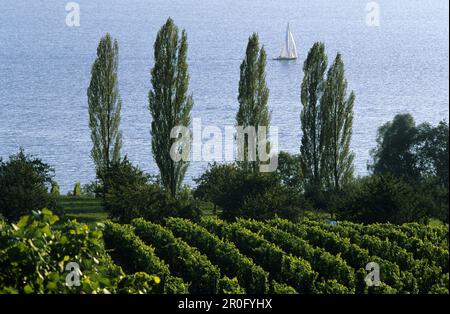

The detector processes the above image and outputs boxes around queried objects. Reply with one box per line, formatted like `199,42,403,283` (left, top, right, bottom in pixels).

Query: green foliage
366,115,449,222
337,175,425,224
315,280,353,294
0,149,55,222
415,121,449,187
429,273,449,294
165,217,269,293
195,163,303,221
88,33,122,173
274,151,303,192
300,42,328,188
149,17,193,197
218,276,245,294
81,181,99,197
99,158,200,223
0,209,123,294
103,221,170,278
73,182,82,197
320,53,355,190
369,114,419,179
300,218,449,293
103,221,188,294
199,217,317,293
237,218,355,289
270,281,298,294
369,114,449,186
1,210,447,294
132,218,221,293
57,196,106,224
163,276,190,294
118,272,161,294
236,33,270,172
194,162,239,208
50,181,60,196
98,157,149,222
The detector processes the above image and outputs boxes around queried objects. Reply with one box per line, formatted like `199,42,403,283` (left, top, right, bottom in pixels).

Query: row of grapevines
399,223,448,248
302,219,415,270
327,220,449,273
132,218,243,294
164,217,269,293
302,219,447,293
330,219,448,249
199,217,317,293
236,218,355,291
103,221,188,293
268,219,407,293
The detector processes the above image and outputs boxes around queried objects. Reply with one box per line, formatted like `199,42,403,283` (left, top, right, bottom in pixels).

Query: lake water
0,0,448,192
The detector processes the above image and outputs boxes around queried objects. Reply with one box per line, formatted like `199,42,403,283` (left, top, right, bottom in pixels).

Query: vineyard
104,216,449,294
1,210,448,294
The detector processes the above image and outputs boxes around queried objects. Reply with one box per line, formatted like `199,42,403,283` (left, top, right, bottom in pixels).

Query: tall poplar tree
320,53,355,190
300,42,327,187
236,33,270,172
149,18,193,197
88,33,122,174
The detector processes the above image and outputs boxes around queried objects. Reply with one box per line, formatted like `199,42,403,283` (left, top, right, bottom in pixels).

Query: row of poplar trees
87,17,355,198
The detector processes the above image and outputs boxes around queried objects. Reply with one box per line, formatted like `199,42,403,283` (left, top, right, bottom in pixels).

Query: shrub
337,175,425,224
50,181,60,196
81,181,99,197
99,158,200,223
73,182,82,197
0,149,55,222
195,163,303,221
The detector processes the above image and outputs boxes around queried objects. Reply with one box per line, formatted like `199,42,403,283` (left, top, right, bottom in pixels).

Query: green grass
428,218,445,227
56,197,221,224
57,196,107,224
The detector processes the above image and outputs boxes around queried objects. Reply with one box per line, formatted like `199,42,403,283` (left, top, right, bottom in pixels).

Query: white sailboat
274,22,298,60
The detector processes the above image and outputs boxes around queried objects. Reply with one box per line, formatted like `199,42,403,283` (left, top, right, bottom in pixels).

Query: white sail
287,24,298,58
276,22,298,60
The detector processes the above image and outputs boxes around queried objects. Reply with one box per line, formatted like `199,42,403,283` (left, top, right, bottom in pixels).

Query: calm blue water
0,0,449,192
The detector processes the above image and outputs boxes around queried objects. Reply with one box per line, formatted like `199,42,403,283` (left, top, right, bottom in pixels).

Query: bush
73,182,82,197
195,163,304,221
274,151,303,193
0,150,55,222
99,158,200,223
81,181,99,197
50,181,60,196
337,175,425,224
